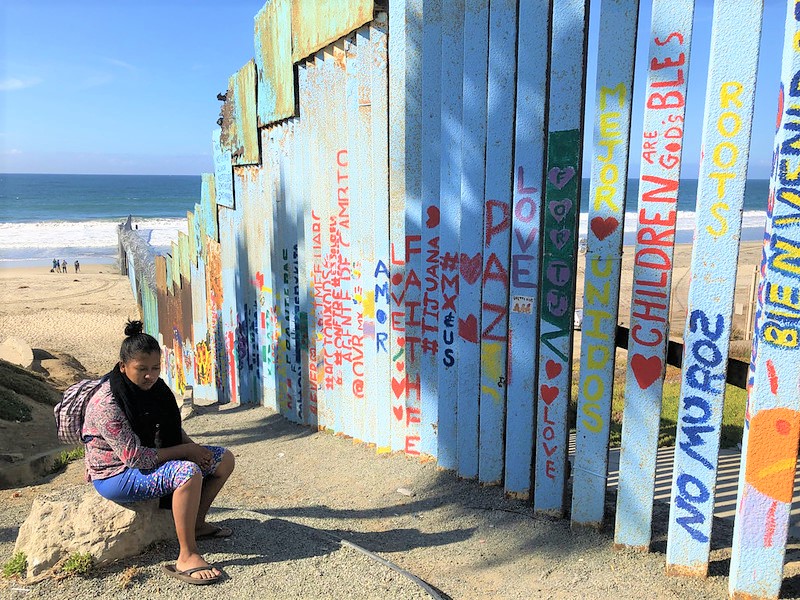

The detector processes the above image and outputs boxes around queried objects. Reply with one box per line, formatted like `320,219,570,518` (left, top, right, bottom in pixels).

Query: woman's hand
184,442,214,470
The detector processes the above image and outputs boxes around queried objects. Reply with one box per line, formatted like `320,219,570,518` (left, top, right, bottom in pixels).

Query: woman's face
120,351,161,390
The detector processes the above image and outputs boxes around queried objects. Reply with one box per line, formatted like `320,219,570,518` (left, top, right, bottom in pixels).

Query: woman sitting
83,320,235,585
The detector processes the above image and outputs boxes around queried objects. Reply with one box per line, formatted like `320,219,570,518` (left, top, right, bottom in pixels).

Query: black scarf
109,364,182,450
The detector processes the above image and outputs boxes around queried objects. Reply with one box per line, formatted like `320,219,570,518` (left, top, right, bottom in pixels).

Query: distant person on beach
61,259,67,273
82,320,235,585
74,260,80,273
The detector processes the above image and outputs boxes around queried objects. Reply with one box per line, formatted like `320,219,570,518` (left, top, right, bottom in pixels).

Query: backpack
54,376,108,445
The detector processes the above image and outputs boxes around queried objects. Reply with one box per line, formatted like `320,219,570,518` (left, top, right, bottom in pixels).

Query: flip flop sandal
196,525,233,539
162,564,222,585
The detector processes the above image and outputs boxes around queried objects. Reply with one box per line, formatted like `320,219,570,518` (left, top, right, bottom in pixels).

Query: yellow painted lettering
706,202,730,238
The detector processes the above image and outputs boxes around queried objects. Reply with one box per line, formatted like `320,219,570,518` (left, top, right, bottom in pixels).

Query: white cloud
0,77,43,91
103,58,137,71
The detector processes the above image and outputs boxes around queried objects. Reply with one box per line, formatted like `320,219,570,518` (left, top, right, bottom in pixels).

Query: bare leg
196,450,235,532
172,471,220,580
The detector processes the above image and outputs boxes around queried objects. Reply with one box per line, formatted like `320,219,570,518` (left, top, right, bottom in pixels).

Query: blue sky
0,0,788,177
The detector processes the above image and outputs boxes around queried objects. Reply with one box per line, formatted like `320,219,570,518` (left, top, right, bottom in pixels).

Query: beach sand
0,263,140,376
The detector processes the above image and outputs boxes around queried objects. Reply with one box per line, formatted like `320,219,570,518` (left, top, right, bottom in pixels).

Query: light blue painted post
479,0,518,485
252,162,278,413
330,42,355,438
282,122,304,423
420,0,442,459
614,0,695,550
296,64,312,425
196,182,218,404
436,0,464,471
504,0,551,499
571,0,639,527
218,199,241,406
298,57,324,429
388,0,409,453
534,0,588,515
388,0,406,451
267,126,290,418
345,34,367,443
729,2,800,596
403,0,424,458
666,1,763,576
293,111,312,426
458,0,490,479
213,129,235,209
370,14,391,453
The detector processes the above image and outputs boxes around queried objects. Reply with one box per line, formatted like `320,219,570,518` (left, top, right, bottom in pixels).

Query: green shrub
0,387,32,422
62,552,93,576
2,552,26,578
0,360,59,405
50,446,85,474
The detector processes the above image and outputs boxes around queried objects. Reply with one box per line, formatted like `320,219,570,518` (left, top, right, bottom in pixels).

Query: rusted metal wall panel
457,0,489,479
666,0,763,577
217,198,242,405
504,0,550,499
614,0,695,550
291,0,374,62
255,0,295,126
729,1,798,597
435,0,464,471
205,237,226,403
478,0,518,486
221,60,260,167
571,0,639,528
178,232,191,284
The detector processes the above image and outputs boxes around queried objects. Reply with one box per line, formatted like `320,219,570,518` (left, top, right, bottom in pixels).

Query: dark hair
120,319,161,363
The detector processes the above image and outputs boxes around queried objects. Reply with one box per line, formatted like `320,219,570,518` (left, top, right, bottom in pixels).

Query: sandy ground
1,247,793,599
0,263,140,376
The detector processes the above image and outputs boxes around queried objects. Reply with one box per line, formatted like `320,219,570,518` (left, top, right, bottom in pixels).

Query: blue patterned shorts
93,446,227,503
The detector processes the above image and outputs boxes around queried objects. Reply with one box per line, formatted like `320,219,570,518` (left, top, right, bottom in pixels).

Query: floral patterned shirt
82,380,159,481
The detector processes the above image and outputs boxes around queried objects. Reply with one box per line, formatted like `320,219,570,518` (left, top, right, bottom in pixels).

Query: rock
14,485,175,579
0,337,34,369
396,487,415,497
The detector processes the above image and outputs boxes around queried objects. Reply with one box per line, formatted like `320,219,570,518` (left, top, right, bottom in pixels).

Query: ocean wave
0,218,188,250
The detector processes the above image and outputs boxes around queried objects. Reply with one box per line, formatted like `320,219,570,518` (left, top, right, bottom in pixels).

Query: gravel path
2,402,799,599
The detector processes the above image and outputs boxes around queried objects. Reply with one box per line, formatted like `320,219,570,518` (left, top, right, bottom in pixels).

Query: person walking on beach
61,259,67,273
82,320,235,585
74,260,80,274
52,258,59,272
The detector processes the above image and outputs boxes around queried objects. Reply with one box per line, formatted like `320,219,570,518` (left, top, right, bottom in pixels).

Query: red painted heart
426,205,440,228
459,314,479,343
460,252,482,285
541,385,559,405
392,404,404,420
590,216,619,241
545,359,562,380
391,376,406,399
630,354,662,390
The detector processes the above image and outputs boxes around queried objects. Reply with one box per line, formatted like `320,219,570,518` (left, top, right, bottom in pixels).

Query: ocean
0,173,771,267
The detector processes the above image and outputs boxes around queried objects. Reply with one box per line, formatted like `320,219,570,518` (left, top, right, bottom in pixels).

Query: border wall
117,1,800,597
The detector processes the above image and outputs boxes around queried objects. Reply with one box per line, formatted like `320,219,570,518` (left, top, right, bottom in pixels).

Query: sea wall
119,1,799,597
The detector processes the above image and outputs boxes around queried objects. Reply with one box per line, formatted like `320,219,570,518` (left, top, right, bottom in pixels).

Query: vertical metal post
420,0,442,459
457,0,490,479
436,0,465,471
729,2,800,597
504,0,551,499
614,0,695,550
534,0,589,515
478,0,518,485
666,0,763,576
370,13,391,453
571,0,639,527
